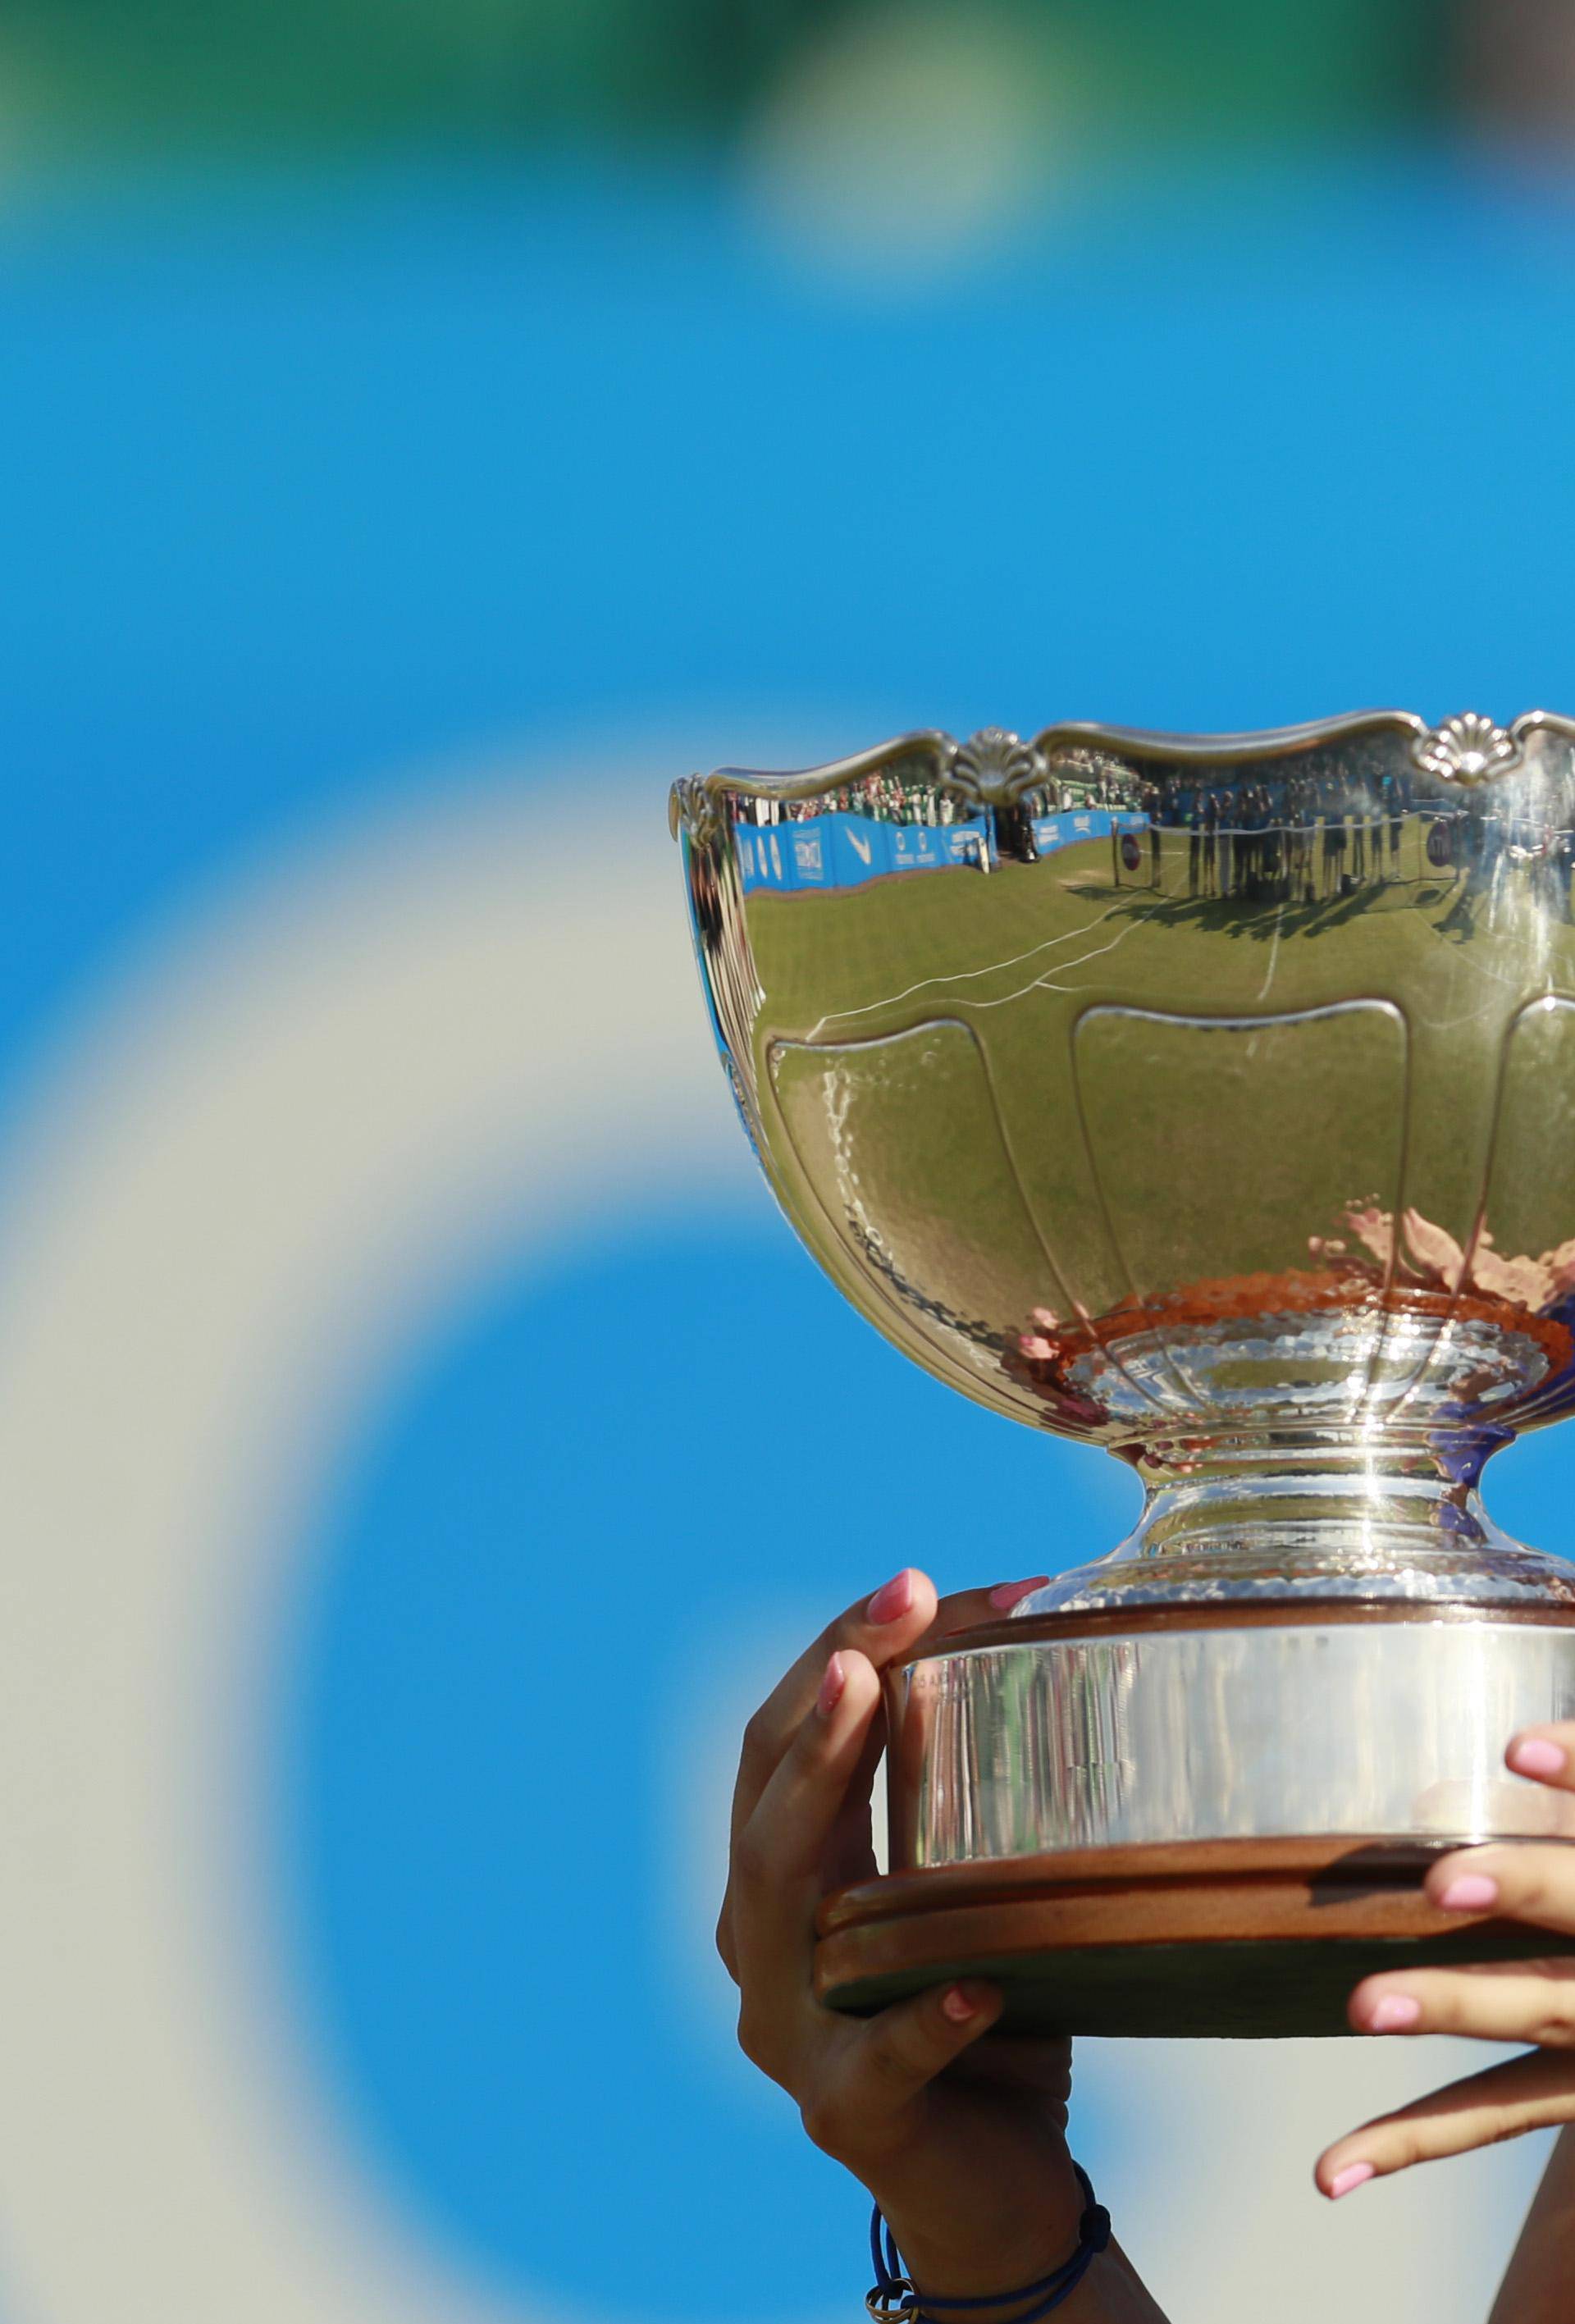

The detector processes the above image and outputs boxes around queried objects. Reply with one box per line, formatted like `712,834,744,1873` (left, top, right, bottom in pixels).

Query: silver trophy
672,711,1575,2035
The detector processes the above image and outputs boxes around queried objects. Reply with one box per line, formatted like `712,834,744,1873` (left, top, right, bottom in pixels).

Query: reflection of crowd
1433,805,1575,923
1020,772,1142,816
733,770,961,828
723,755,1575,923
1139,764,1575,920
1148,768,1413,902
730,756,1146,834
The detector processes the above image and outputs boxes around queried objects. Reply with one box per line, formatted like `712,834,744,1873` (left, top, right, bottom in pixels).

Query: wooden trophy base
815,1837,1575,2039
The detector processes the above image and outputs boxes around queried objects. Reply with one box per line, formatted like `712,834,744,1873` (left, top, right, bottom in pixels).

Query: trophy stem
1132,1425,1503,1554
1024,1426,1575,1612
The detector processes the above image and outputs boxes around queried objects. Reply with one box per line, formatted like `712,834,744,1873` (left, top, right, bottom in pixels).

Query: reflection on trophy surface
671,710,1575,2036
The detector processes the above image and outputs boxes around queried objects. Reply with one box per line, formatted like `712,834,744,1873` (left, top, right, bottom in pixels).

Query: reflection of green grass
744,820,1575,1336
750,820,1541,1034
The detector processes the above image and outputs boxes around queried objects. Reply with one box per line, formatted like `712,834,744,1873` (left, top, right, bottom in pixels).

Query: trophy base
815,1837,1575,2039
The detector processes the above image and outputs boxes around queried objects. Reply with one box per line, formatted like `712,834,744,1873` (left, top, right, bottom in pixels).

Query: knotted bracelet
865,2166,1111,2322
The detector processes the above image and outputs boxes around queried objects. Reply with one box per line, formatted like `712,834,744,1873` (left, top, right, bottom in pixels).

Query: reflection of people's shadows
1079,881,1393,945
1071,890,1288,943
1293,886,1377,937
1438,888,1478,944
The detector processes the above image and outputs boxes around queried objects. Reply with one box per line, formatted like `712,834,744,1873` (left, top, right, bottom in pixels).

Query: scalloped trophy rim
669,706,1575,838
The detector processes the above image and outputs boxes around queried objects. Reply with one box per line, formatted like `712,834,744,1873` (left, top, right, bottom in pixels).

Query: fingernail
1509,1734,1568,1779
1438,1872,1499,1911
1329,2163,1374,2200
1368,1994,1421,2033
941,1983,982,2022
816,1653,846,1717
866,1571,915,1624
988,1576,1050,1612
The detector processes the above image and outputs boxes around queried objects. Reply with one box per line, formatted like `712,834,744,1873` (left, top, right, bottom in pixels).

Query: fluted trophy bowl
672,710,1575,2034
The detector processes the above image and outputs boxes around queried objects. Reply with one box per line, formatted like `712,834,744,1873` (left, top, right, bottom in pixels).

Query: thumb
851,1980,1004,2116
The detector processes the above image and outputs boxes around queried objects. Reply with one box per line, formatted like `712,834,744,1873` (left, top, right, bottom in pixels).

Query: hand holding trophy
673,710,1575,2039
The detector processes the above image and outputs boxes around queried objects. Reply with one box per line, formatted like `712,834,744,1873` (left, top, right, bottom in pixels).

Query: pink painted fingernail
1368,1994,1421,2033
1438,1873,1499,1911
941,1983,983,2022
988,1576,1050,1612
1509,1735,1568,1779
1329,2163,1374,2200
866,1570,915,1624
817,1653,846,1717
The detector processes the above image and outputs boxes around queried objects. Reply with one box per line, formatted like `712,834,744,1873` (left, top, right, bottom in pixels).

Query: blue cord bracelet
865,2166,1110,2322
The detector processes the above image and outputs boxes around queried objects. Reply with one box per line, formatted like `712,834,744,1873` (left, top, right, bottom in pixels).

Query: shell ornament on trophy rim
942,726,1046,811
1411,710,1524,788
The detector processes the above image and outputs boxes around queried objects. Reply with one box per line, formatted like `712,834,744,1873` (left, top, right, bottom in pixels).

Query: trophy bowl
671,710,1575,2036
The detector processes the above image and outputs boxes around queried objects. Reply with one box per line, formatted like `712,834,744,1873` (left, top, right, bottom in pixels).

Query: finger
1315,2047,1575,2197
819,1714,888,1894
810,1573,1049,1892
731,1569,1050,1840
806,1981,1005,2160
724,1587,921,1976
924,1575,1052,1645
733,1580,1054,1831
731,1649,885,1994
1418,1840,1575,1936
1508,1723,1575,1790
720,1573,1052,1979
849,1978,1006,2113
730,1570,940,1842
1348,1958,1575,2046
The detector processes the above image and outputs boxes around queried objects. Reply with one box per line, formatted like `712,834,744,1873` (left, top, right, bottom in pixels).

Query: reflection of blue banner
738,813,988,893
787,818,833,888
1031,808,1109,852
941,824,988,866
1028,809,1148,856
738,822,794,883
831,815,891,885
890,824,952,874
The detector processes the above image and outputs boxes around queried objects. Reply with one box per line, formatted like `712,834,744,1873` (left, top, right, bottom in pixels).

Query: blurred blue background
6,6,1575,2321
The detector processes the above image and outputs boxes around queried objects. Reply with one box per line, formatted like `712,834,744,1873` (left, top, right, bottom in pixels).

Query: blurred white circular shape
0,725,1544,2322
0,744,760,2324
740,2,1064,279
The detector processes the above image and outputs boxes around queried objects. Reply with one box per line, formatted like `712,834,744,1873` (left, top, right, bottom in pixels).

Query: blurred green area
0,0,1457,167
